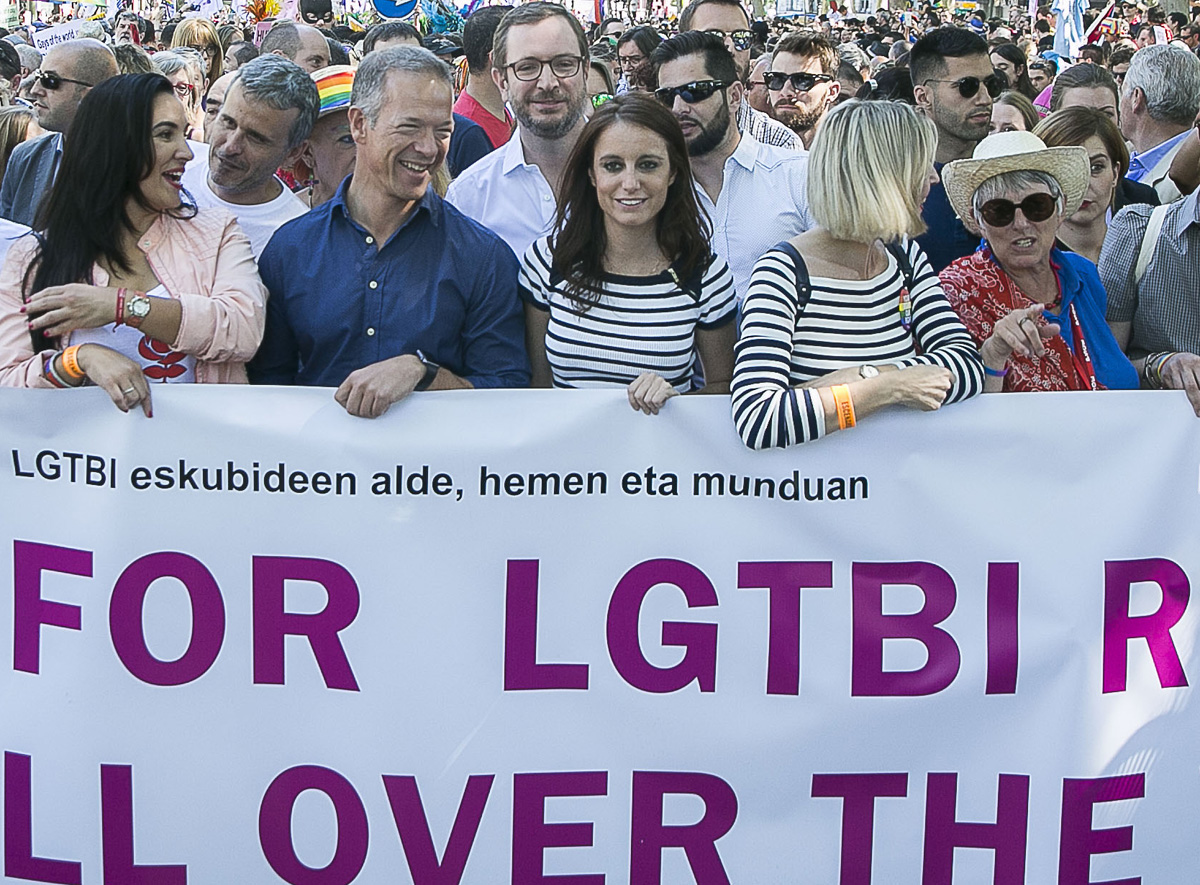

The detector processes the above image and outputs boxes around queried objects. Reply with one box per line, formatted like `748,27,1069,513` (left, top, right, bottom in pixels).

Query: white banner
2,386,1199,883
31,20,86,51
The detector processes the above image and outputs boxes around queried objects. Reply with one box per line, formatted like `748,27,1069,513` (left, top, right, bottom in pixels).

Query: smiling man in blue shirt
249,46,530,417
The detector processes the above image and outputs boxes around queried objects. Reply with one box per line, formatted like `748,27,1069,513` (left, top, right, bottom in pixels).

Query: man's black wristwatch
414,350,440,391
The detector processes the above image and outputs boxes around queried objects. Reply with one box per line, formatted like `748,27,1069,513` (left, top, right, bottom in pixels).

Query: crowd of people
1,0,1199,447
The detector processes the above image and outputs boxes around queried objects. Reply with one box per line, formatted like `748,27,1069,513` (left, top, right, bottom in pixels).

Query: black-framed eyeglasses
924,73,1003,99
654,79,730,106
765,71,834,92
618,53,646,67
507,55,585,81
704,28,753,50
978,192,1058,227
172,82,197,98
33,70,94,91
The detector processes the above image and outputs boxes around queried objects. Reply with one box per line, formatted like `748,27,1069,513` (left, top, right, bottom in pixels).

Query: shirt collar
502,129,533,174
727,130,760,172
1129,128,1192,174
329,175,443,234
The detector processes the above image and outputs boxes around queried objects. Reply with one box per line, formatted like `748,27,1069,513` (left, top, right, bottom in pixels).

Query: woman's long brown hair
551,93,713,312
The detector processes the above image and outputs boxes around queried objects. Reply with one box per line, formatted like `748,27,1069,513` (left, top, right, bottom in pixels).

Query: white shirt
695,132,815,300
445,130,557,261
181,152,307,259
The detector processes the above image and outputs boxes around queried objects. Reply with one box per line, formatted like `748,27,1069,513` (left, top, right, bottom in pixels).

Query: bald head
259,21,331,73
28,38,117,134
58,38,119,85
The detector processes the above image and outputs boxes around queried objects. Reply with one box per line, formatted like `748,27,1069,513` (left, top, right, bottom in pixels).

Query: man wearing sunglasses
910,27,996,272
0,39,118,226
651,31,813,301
447,2,591,260
766,31,840,150
678,0,801,150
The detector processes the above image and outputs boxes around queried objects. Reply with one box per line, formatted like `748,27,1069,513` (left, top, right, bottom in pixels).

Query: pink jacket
0,206,267,388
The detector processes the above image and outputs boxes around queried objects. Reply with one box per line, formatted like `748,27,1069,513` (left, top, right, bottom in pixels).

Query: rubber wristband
831,384,856,430
60,345,85,381
115,288,126,326
983,365,1009,378
43,352,67,388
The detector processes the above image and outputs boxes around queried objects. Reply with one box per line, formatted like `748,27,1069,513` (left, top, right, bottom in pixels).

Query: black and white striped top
520,235,738,391
731,237,983,449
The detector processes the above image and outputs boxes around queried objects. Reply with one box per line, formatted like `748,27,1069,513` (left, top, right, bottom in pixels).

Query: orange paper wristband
831,384,856,430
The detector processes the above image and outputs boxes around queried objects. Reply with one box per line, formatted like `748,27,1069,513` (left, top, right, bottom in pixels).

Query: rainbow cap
311,65,354,118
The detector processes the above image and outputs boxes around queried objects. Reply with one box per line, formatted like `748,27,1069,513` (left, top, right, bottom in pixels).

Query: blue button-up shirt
1127,129,1192,183
249,179,529,389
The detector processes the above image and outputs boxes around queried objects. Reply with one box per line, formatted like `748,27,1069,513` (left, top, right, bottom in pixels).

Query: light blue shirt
1127,129,1192,183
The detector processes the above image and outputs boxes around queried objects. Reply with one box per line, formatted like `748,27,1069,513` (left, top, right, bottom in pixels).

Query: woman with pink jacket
0,73,266,416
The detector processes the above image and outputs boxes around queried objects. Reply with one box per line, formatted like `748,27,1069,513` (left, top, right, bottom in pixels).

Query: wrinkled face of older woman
976,183,1062,273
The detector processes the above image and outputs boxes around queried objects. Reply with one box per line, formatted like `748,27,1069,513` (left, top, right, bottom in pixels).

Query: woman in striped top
520,94,737,415
731,100,984,449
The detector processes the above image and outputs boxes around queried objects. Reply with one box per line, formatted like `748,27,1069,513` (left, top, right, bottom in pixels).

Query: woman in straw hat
731,100,984,449
939,131,1138,393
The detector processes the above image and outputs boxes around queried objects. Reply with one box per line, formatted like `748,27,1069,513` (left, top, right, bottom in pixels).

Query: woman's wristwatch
125,293,152,329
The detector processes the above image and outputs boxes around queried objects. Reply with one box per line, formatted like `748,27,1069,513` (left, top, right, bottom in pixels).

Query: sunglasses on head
764,71,834,92
925,73,1003,99
978,192,1058,227
654,79,729,106
704,28,754,50
591,92,614,108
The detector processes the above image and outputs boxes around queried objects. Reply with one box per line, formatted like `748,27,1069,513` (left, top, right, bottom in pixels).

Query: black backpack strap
772,240,813,314
884,239,915,290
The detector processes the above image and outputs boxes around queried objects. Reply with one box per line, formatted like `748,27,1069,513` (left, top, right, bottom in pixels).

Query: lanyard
1065,303,1101,391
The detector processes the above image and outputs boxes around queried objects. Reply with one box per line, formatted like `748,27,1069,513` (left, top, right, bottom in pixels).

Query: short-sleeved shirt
249,178,529,390
453,91,513,150
520,235,737,391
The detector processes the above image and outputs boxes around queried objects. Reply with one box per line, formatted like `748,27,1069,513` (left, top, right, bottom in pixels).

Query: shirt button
369,281,378,289
366,327,376,337
366,236,374,244
542,194,551,201
142,240,150,247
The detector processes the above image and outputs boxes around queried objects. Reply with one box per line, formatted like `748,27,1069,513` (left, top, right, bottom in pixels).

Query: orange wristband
60,344,85,381
831,384,856,430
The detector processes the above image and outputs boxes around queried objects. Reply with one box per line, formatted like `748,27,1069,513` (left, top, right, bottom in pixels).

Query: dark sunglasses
33,70,94,91
765,71,834,92
654,79,729,106
703,28,753,50
925,73,1003,99
978,192,1058,227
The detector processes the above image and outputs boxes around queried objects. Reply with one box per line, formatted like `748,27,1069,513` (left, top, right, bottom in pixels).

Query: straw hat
942,131,1090,228
311,65,354,119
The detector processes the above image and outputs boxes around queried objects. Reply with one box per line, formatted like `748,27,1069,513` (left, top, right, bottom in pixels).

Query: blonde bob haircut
808,99,937,243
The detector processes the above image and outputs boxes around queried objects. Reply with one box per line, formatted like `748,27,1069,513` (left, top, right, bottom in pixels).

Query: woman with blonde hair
172,17,224,86
0,106,41,190
731,99,983,448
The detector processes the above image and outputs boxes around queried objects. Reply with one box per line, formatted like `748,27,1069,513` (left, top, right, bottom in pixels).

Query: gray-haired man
249,46,529,417
181,54,319,257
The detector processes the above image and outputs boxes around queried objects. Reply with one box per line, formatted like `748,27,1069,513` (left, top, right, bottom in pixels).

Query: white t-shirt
181,152,307,259
70,285,196,383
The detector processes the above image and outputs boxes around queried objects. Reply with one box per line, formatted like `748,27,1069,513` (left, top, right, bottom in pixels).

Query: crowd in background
0,0,1198,448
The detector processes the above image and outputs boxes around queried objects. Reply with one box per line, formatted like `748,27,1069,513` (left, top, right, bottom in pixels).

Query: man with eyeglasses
651,31,813,300
910,27,998,272
0,38,117,226
447,2,591,259
766,31,840,150
678,0,801,150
